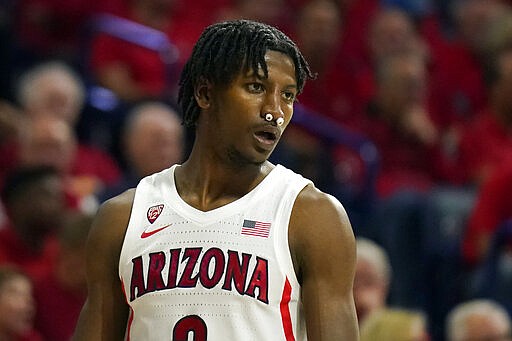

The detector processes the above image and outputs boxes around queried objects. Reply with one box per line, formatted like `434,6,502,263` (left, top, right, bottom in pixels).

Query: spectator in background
88,0,184,103
360,308,430,341
99,101,184,201
17,117,120,211
15,59,116,151
359,51,447,313
463,161,512,267
13,61,123,198
292,0,357,126
348,7,428,115
0,166,64,281
455,45,512,186
13,0,98,64
354,237,392,326
428,0,509,131
357,51,439,197
0,266,42,341
16,61,85,127
445,299,511,341
34,212,92,341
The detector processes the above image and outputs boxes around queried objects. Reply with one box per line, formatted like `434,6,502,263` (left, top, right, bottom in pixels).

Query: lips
254,126,280,146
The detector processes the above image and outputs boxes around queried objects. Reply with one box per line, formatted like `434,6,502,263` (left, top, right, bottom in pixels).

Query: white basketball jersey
119,164,312,341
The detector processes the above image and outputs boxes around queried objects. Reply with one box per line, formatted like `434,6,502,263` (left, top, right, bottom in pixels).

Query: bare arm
72,190,135,340
289,185,359,340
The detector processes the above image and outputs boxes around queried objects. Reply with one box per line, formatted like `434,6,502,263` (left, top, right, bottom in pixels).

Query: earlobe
194,79,211,109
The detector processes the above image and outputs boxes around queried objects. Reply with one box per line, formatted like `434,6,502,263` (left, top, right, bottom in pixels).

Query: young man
73,20,359,340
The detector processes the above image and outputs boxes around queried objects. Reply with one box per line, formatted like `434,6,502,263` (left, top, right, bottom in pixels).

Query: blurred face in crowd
368,9,420,62
10,172,65,237
0,274,36,338
296,0,341,63
454,0,505,53
20,117,77,174
124,104,183,177
353,257,389,324
23,70,84,126
377,53,427,117
460,314,511,341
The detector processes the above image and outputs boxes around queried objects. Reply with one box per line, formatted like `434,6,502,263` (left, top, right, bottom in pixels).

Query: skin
353,258,388,325
0,275,36,339
72,50,359,340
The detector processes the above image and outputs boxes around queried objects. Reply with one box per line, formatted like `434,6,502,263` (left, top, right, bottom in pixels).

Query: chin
226,148,269,167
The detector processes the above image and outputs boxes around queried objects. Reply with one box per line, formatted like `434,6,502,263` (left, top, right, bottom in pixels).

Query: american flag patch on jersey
241,219,271,238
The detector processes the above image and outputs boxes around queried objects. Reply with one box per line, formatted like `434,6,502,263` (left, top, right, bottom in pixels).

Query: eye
247,83,264,93
282,91,296,103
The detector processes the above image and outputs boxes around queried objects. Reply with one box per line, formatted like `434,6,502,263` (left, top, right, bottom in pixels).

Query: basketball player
72,20,359,340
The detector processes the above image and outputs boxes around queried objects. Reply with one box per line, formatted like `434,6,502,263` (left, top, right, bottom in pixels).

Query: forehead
243,50,297,82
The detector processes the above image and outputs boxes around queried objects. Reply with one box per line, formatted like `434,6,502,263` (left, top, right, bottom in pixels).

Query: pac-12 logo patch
147,204,164,224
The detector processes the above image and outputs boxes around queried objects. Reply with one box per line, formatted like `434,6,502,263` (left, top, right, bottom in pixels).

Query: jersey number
172,315,207,341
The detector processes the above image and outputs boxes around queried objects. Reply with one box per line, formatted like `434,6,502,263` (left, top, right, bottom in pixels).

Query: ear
194,78,212,109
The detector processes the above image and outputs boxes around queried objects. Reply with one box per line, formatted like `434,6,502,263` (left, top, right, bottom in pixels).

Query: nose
260,90,284,123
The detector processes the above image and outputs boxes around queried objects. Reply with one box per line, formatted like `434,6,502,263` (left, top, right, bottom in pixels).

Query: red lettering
128,248,270,305
130,256,145,301
147,252,166,293
245,257,269,304
222,251,251,295
200,248,225,288
166,248,181,289
178,247,202,288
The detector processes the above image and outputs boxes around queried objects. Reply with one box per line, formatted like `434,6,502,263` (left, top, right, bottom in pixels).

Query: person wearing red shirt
427,0,509,130
343,6,430,123
357,51,440,197
0,166,64,282
0,266,43,341
455,45,512,186
462,161,512,267
17,116,120,210
291,0,357,127
34,212,92,341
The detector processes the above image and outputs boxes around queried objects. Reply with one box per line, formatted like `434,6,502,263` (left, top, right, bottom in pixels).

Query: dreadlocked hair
178,19,314,128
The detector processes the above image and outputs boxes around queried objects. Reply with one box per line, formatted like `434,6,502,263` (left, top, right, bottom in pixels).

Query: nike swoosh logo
140,224,172,239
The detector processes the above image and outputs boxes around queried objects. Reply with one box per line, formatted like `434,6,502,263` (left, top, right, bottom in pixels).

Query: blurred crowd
0,0,512,340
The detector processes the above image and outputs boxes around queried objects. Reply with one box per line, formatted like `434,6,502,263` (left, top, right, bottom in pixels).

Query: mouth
254,126,280,146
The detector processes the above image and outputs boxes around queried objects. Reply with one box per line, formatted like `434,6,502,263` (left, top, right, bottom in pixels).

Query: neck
175,144,273,211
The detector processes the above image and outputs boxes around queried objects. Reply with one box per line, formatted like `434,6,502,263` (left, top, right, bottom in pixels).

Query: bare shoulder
88,189,136,259
290,184,352,238
288,184,356,281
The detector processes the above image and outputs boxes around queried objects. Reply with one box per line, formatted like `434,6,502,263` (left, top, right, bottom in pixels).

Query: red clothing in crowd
15,0,103,56
3,142,121,201
71,144,121,188
33,274,86,341
463,162,512,266
356,106,442,197
89,1,207,100
14,330,43,341
457,109,512,185
428,40,487,129
0,225,58,282
298,53,360,129
339,0,381,68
